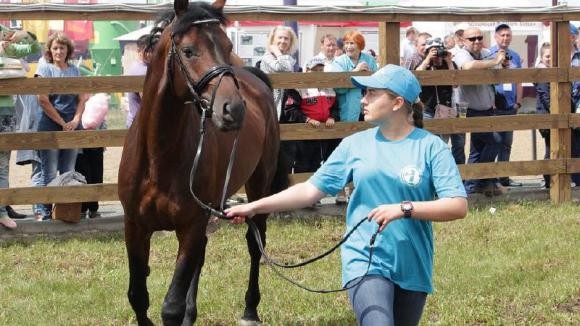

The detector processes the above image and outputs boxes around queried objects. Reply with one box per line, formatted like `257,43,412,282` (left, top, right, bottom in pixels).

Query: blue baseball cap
351,64,421,104
570,23,579,36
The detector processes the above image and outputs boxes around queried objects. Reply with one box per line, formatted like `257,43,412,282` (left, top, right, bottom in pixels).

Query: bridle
169,17,378,295
167,17,241,217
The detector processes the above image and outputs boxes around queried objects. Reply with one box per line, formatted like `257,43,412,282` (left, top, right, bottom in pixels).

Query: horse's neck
143,95,200,161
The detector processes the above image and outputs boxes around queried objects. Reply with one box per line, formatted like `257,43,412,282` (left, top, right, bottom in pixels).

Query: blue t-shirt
36,63,80,118
309,127,466,293
489,46,522,110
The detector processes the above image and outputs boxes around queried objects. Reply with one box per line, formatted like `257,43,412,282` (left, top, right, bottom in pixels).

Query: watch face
403,203,412,211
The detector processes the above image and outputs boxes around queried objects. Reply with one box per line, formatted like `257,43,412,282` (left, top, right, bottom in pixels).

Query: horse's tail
271,143,291,194
243,66,273,91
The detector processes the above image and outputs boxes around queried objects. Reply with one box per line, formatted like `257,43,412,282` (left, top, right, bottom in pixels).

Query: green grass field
0,201,578,325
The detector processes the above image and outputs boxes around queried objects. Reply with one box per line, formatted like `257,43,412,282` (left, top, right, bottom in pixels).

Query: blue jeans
0,149,8,217
39,147,78,216
464,108,499,192
423,111,466,165
30,160,47,216
347,275,427,326
0,115,16,217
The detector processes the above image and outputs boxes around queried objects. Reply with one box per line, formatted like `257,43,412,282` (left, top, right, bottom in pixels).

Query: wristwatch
514,102,522,109
400,201,414,218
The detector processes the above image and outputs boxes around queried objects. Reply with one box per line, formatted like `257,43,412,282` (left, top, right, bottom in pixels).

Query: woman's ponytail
411,101,424,128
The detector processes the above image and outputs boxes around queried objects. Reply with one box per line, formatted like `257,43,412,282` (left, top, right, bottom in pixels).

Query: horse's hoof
239,318,262,326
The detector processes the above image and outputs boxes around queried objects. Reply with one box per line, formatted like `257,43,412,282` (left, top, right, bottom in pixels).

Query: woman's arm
261,51,295,73
38,94,66,128
368,197,468,231
225,181,327,223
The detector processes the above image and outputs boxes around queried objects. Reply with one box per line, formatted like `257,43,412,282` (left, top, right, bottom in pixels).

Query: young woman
36,33,88,220
535,43,551,188
226,65,468,325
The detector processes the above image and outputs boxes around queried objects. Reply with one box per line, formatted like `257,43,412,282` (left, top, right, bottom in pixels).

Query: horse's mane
148,2,228,47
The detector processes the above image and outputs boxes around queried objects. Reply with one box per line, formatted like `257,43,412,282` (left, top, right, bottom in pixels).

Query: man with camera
403,32,431,70
489,23,523,187
453,26,507,196
415,38,465,165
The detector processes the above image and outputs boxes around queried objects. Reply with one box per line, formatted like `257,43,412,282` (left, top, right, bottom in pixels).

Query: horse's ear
211,0,226,10
174,0,188,17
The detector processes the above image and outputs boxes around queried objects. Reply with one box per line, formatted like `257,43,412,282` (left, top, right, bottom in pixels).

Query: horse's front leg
162,224,208,326
241,214,267,325
125,219,154,326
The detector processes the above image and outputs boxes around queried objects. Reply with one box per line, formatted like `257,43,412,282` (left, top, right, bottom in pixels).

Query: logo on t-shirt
400,165,422,187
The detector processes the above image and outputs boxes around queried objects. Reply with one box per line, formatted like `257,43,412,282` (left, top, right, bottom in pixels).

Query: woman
226,65,468,325
259,25,298,119
329,31,378,122
0,26,40,229
36,33,88,220
535,42,551,188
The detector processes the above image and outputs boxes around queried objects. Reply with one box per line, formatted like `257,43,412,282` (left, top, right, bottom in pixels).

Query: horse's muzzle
217,100,245,131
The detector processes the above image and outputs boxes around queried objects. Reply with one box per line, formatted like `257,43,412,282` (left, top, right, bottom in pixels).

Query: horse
118,1,287,324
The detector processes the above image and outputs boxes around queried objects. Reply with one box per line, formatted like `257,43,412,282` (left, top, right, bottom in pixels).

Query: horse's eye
181,47,197,59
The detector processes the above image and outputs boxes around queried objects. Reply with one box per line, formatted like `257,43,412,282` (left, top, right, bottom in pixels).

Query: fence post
549,21,572,203
379,22,400,67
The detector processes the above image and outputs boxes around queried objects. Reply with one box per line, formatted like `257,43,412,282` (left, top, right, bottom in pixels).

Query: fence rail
0,5,578,203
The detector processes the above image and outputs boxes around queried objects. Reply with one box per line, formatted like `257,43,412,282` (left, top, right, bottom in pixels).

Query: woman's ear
391,96,405,112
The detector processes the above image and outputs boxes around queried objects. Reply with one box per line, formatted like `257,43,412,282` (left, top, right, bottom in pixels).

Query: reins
172,17,379,294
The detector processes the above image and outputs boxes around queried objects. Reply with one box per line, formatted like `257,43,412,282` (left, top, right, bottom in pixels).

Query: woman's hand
225,202,258,224
268,44,282,57
353,62,369,72
367,204,404,232
325,117,335,127
63,119,79,131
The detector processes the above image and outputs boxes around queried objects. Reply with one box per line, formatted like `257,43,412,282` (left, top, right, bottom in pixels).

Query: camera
504,53,512,61
435,46,448,58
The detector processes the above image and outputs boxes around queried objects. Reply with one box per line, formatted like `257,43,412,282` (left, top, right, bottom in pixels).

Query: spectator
400,26,418,64
569,24,580,186
490,23,523,187
226,64,467,326
125,34,154,128
282,57,339,173
329,31,378,122
314,34,338,67
453,27,506,196
15,93,45,221
335,38,344,57
415,38,465,165
76,93,108,219
260,25,298,120
403,32,432,70
36,32,88,220
450,24,467,57
534,42,551,188
0,25,40,229
443,33,455,50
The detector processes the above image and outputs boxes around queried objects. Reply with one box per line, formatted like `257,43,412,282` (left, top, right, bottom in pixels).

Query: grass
0,201,578,325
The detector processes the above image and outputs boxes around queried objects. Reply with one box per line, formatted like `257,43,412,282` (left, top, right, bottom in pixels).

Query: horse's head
168,0,244,131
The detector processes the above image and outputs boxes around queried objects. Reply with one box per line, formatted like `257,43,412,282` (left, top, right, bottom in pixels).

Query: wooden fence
0,4,579,206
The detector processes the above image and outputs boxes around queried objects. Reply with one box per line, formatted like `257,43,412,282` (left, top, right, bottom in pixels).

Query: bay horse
118,0,287,324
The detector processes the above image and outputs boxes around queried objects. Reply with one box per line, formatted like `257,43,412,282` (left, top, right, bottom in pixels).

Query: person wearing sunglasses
452,27,508,197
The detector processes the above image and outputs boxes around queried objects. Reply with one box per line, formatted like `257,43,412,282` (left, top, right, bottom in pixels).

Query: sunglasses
466,36,484,42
